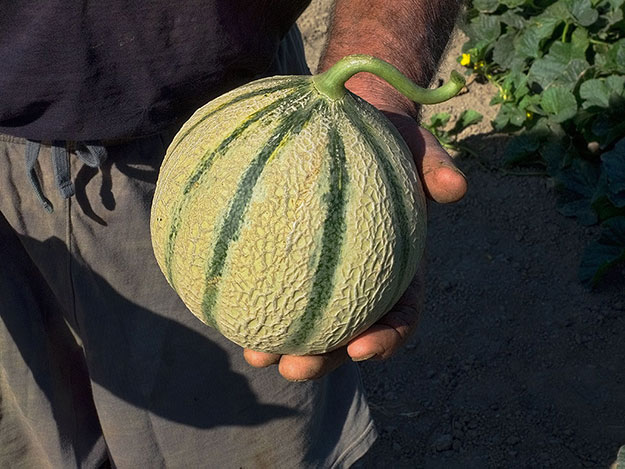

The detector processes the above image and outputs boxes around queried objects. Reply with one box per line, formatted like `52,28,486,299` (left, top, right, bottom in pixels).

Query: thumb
383,110,467,204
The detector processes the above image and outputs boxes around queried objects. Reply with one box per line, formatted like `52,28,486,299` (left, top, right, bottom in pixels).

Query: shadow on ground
355,129,625,468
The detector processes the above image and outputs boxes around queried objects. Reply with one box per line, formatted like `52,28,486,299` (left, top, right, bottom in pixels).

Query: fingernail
454,167,467,178
440,161,466,178
352,353,376,362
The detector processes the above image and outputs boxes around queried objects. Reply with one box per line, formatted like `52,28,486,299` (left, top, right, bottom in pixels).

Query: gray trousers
0,28,376,468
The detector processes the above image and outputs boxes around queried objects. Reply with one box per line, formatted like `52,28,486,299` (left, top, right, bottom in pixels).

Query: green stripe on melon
201,99,322,324
343,95,425,307
167,77,310,157
282,118,349,348
163,87,313,285
150,55,464,354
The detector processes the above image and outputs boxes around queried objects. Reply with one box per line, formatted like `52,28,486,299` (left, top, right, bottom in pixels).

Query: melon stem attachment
312,54,465,104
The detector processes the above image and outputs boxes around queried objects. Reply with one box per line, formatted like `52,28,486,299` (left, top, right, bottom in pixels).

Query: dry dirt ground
299,2,625,468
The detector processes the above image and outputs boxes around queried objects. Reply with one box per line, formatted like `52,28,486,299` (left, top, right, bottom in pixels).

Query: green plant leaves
541,86,578,122
428,112,452,129
555,157,601,225
601,137,625,207
602,0,624,27
595,39,625,73
461,0,625,284
580,76,625,109
580,79,613,108
499,10,526,29
517,19,560,59
579,216,625,285
423,110,484,152
453,109,484,131
467,14,502,49
503,133,542,165
565,0,599,26
492,33,517,68
527,40,589,89
473,0,499,13
499,0,527,7
492,102,527,130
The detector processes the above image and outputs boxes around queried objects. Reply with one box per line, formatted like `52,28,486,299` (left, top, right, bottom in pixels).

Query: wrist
319,0,463,104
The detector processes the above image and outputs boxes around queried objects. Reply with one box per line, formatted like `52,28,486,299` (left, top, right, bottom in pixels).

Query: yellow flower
460,53,471,66
526,111,533,120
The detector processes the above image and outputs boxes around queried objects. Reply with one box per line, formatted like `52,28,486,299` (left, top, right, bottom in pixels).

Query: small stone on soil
434,434,453,452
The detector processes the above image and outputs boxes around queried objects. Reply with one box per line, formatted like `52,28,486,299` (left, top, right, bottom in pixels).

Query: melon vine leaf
579,216,625,285
592,114,625,147
541,86,578,122
503,133,542,166
554,158,601,225
601,137,625,207
429,112,452,129
499,10,526,29
527,54,588,90
580,78,615,108
541,140,570,174
595,39,625,73
468,14,502,48
580,76,625,109
499,0,528,8
452,109,484,133
566,0,599,27
492,33,517,68
423,110,484,154
473,0,499,13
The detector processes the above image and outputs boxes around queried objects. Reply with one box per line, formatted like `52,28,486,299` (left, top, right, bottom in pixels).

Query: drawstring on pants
25,141,108,213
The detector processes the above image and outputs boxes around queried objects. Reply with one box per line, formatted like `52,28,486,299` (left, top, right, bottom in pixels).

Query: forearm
319,0,463,116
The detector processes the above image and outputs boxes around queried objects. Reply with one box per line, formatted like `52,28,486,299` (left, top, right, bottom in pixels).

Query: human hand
244,94,467,381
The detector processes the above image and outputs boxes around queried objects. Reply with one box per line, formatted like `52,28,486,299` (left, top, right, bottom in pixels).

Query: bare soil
299,2,625,467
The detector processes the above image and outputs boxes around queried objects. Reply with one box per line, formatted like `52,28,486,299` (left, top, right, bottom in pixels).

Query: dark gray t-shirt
0,1,310,140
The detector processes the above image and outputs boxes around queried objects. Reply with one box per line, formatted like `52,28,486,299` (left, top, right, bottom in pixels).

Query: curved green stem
312,54,465,104
561,22,570,42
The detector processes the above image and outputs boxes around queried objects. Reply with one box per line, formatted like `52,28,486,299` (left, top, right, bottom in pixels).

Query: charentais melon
150,55,464,355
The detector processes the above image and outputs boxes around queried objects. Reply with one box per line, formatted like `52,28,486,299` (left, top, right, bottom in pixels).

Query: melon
150,55,464,355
